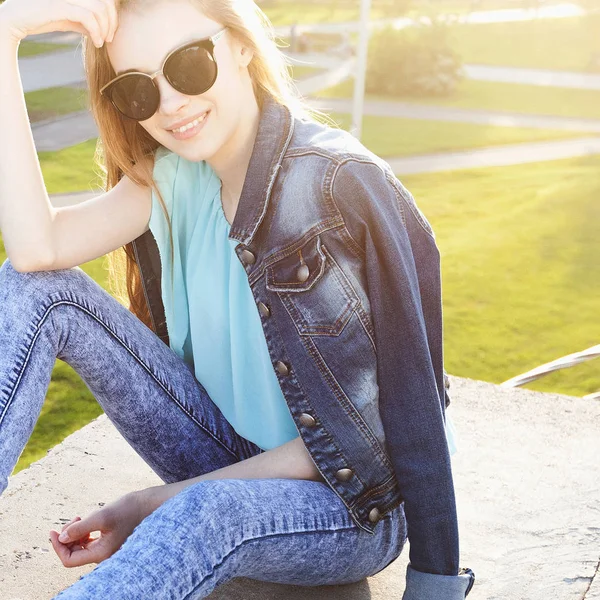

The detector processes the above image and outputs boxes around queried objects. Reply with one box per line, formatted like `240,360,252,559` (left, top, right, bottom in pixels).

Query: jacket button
296,264,310,282
299,413,316,427
368,507,382,523
257,301,271,318
276,360,289,376
241,248,256,265
335,468,354,482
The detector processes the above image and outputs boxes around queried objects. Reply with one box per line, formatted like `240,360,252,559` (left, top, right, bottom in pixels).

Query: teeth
172,112,208,134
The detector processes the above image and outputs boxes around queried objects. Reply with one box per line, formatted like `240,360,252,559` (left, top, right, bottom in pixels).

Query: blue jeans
0,259,407,598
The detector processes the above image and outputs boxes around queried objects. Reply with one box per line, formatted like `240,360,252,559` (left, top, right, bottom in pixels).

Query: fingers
64,0,116,47
61,515,82,533
49,529,104,567
63,1,103,47
58,510,105,544
99,0,118,42
49,510,108,568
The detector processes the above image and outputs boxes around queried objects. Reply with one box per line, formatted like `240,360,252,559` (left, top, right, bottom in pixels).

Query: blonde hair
84,0,337,332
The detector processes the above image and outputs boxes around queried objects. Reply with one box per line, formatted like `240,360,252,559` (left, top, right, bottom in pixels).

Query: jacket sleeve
331,158,473,598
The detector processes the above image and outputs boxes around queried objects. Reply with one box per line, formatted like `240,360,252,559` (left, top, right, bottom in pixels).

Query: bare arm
0,0,118,271
136,435,326,518
0,31,57,271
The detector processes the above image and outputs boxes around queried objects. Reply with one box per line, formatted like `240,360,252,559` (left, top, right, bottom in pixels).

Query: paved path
2,376,599,599
33,111,101,153
385,136,600,175
19,48,85,93
308,96,600,132
464,64,600,91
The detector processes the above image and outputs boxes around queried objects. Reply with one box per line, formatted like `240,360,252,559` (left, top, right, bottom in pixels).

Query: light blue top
148,145,458,456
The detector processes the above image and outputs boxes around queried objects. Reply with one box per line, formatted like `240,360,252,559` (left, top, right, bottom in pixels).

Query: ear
239,44,254,68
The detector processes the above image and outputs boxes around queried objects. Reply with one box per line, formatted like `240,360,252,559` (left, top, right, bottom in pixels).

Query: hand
48,491,146,567
0,0,118,47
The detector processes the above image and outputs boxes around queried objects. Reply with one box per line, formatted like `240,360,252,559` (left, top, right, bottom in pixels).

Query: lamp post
351,0,372,140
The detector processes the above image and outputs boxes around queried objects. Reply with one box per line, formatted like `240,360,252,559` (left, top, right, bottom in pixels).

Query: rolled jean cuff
402,564,475,600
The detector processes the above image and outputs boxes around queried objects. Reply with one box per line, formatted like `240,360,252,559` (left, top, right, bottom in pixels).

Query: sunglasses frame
100,27,228,120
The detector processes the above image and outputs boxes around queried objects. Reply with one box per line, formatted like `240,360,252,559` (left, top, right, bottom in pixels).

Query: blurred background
5,0,599,474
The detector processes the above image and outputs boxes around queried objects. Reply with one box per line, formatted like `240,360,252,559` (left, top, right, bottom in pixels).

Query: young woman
0,0,474,597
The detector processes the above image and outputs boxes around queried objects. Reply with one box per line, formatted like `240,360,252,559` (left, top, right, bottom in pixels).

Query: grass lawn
288,65,322,79
38,138,103,194
449,14,600,73
18,41,74,58
317,77,600,121
25,86,88,123
402,154,600,399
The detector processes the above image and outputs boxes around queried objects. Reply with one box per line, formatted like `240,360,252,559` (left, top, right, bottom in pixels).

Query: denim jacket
131,94,474,598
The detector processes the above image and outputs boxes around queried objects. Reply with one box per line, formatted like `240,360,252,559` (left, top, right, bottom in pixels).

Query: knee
160,479,249,531
139,479,256,552
0,257,90,303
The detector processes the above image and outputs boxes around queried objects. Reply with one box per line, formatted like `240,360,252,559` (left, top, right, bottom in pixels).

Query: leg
0,258,264,496
52,478,408,599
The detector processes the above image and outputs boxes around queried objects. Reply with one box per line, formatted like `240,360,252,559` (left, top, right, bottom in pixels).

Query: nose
154,74,190,119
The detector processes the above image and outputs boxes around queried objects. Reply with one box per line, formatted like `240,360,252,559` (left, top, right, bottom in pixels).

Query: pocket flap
266,235,326,293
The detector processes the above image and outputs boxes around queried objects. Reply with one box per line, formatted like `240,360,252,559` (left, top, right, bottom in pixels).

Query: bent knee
0,257,93,301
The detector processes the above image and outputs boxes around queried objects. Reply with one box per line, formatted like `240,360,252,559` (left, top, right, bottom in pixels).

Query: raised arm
0,0,117,271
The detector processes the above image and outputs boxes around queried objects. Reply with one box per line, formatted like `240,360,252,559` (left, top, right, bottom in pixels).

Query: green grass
318,77,600,121
25,85,88,123
449,14,600,73
402,154,600,398
329,111,590,156
288,65,322,79
18,41,74,57
38,138,103,194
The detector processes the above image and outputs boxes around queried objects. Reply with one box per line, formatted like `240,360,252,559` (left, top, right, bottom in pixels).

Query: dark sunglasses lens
109,76,159,120
165,45,217,95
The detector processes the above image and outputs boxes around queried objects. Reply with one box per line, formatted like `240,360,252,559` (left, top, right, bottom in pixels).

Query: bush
366,21,463,97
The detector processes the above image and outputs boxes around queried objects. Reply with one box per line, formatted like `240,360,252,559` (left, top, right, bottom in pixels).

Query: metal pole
351,0,372,140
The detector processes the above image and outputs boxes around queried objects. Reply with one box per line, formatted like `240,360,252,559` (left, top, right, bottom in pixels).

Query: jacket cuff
402,564,475,600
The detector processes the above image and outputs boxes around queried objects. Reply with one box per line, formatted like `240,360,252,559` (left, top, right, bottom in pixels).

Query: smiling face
106,0,255,163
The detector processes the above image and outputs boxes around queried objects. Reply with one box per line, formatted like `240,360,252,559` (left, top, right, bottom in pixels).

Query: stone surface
1,375,599,599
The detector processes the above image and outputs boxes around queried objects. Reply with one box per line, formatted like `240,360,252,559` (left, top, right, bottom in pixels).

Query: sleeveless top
148,145,458,455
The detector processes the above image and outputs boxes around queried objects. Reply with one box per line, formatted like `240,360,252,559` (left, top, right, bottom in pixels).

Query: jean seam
3,298,242,461
181,524,359,600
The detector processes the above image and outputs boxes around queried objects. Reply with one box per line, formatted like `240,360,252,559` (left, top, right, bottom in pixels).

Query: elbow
7,251,55,273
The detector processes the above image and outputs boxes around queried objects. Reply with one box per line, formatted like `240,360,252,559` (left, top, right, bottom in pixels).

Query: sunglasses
100,27,228,121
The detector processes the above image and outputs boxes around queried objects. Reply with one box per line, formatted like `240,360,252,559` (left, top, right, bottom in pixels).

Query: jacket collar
228,94,294,247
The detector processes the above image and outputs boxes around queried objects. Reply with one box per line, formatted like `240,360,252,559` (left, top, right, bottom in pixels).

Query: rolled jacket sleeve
331,158,463,583
403,565,475,599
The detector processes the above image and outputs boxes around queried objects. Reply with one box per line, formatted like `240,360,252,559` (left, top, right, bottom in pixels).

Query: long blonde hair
84,0,336,332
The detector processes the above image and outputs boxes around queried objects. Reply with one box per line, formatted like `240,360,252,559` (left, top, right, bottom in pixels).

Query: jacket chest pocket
266,234,359,336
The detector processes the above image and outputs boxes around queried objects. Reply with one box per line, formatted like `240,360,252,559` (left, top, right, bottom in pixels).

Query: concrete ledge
1,375,599,599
